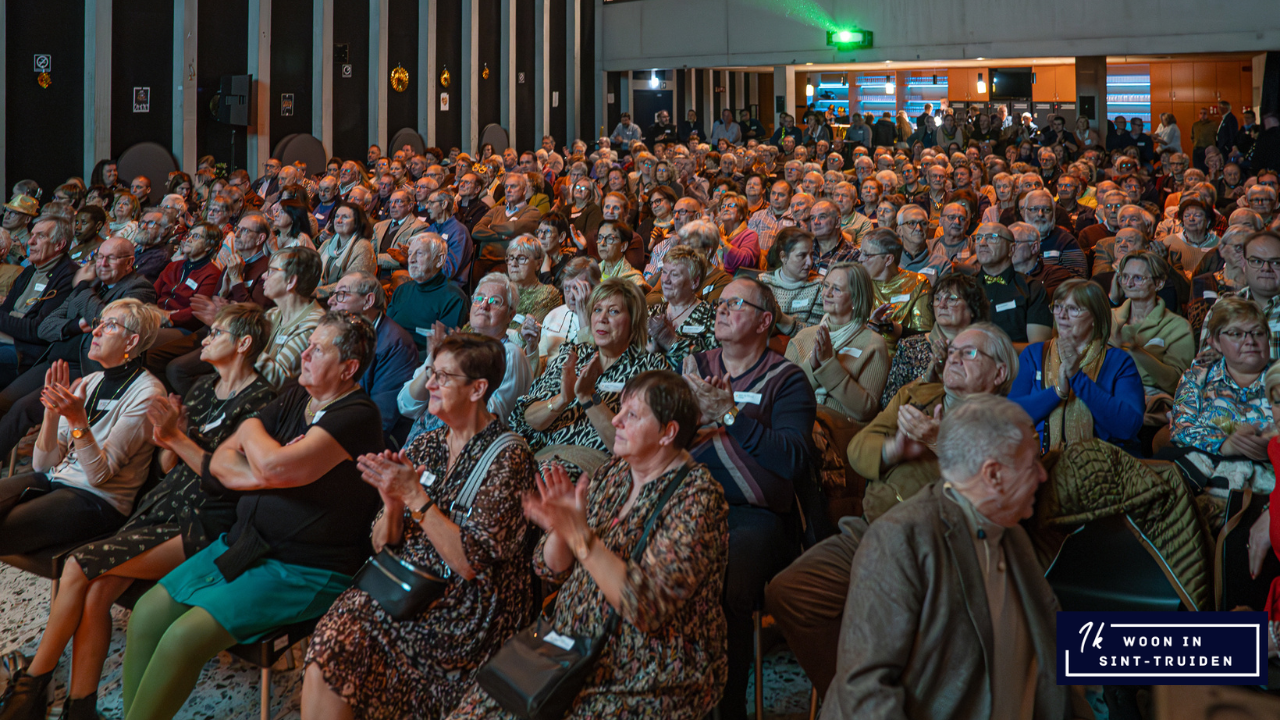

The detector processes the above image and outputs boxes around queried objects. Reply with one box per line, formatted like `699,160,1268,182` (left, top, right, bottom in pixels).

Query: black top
972,265,1050,343
220,384,385,575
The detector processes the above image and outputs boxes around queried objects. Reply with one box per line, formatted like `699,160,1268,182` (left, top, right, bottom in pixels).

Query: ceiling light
976,72,986,94
806,83,814,97
885,81,895,94
649,71,659,88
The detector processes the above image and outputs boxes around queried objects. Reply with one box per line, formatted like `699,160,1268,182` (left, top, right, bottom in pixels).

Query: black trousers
0,472,127,555
0,359,80,462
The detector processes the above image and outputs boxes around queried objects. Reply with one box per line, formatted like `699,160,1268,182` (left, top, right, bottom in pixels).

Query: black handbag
355,432,528,621
476,464,691,720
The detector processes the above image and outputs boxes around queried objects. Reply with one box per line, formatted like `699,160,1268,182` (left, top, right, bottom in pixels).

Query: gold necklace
305,386,358,423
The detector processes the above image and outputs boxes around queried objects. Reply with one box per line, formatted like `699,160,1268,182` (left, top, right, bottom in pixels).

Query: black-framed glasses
425,366,474,387
207,326,237,341
899,219,928,229
1218,328,1268,342
1246,256,1280,271
715,296,767,313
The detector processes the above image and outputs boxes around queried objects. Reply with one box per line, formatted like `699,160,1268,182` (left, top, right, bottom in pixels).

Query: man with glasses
747,180,794,260
372,190,428,282
420,190,471,285
472,172,543,280
897,204,952,279
1055,173,1095,238
685,277,816,720
645,109,679,146
327,271,418,438
912,165,951,233
387,234,469,354
1079,187,1127,259
1008,221,1075,300
1022,188,1086,278
644,196,703,283
1093,203,1158,276
927,202,974,270
0,236,157,461
0,217,77,387
1198,231,1280,361
809,200,859,275
601,192,646,271
860,228,932,351
130,210,174,283
964,223,1052,346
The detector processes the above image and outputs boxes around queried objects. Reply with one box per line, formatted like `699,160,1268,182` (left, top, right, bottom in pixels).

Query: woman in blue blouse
1009,279,1145,452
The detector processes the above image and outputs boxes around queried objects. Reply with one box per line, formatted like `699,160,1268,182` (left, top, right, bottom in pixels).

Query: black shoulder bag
354,432,528,621
476,463,691,720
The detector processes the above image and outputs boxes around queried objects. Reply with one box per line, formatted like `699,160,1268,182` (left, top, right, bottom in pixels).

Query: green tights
121,584,236,720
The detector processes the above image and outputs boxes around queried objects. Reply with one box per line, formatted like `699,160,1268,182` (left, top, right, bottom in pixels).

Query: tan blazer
372,216,429,271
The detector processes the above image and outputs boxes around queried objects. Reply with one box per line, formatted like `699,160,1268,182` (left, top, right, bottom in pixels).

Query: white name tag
97,399,118,412
791,298,812,309
702,285,714,295
441,233,450,240
34,283,46,291
1043,250,1061,258
420,470,437,487
681,324,705,334
957,250,972,259
995,300,1018,312
890,294,910,304
598,381,624,393
513,314,527,324
185,277,199,290
922,267,937,275
201,415,224,433
415,327,432,337
1036,370,1043,381
1145,337,1166,348
311,410,326,425
839,346,863,358
274,333,288,346
734,391,762,404
543,631,576,651
818,267,829,276
1204,291,1218,299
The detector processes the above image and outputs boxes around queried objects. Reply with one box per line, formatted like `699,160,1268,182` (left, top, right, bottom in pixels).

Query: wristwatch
409,496,435,524
70,426,90,441
721,406,739,426
580,392,603,411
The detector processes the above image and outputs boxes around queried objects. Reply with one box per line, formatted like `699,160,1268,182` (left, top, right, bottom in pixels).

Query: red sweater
154,256,223,330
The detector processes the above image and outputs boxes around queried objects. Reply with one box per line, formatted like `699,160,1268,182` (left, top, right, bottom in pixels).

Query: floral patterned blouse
1170,358,1272,454
510,282,563,329
445,457,729,720
648,300,718,371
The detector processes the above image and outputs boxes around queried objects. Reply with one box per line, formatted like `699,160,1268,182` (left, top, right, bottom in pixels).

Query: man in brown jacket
471,172,542,280
821,394,1070,720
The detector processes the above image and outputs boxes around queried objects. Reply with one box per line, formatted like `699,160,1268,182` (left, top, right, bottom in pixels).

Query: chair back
1045,514,1185,611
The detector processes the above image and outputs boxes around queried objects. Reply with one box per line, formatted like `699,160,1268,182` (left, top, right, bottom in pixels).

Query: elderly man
912,165,951,233
927,201,974,270
831,181,873,245
747,180,794,260
643,196,702,282
421,189,472,285
860,228,933,351
312,175,341,231
2,194,38,262
372,189,428,280
327,271,419,438
1091,204,1158,275
765,325,1019,696
822,394,1066,720
1090,227,1187,318
387,234,469,354
809,200,860,274
0,236,157,462
1079,188,1128,258
1055,173,1095,237
1023,188,1086,277
453,172,490,231
131,210,173,283
964,223,1053,346
1010,221,1076,299
0,230,20,297
800,171,825,200
647,219,733,305
0,217,77,386
153,222,223,335
472,172,543,279
684,277,816,720
1197,230,1280,361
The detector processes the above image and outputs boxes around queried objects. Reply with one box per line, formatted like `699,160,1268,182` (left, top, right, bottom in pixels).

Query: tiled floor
0,564,817,719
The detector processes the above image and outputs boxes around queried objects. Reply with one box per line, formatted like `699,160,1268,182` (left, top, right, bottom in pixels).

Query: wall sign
341,64,353,78
133,87,150,113
440,92,449,111
281,94,294,116
33,54,51,72
552,91,559,107
518,72,526,84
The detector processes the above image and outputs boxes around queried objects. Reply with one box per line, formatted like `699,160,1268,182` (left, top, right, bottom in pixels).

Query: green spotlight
826,28,873,50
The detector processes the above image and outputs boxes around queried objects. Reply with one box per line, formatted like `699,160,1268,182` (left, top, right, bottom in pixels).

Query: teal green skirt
159,536,354,643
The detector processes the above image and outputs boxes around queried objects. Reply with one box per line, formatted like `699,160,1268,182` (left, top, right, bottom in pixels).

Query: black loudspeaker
217,74,254,126
1079,95,1096,121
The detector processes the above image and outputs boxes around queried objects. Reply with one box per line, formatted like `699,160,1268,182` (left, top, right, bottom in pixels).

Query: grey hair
345,270,388,313
937,395,1033,485
161,194,188,212
476,271,521,311
103,297,165,354
1249,184,1279,202
318,310,378,379
1009,221,1039,243
1229,208,1264,231
896,203,928,225
410,232,448,261
508,234,546,265
677,219,721,257
34,216,74,250
963,321,1019,395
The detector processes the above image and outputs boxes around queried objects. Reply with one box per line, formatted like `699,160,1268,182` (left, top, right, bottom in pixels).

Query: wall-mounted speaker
217,74,254,126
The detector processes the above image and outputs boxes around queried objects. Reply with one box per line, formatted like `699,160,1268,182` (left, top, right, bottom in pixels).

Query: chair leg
809,685,819,720
260,666,271,720
753,610,764,720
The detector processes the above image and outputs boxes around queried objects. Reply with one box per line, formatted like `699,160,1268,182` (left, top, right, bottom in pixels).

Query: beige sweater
785,323,889,423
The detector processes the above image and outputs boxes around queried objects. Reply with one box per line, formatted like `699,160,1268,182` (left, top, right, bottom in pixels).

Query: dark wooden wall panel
332,0,370,163
514,0,536,151
476,0,501,132
7,2,84,191
548,0,566,147
270,0,314,154
434,0,463,151
387,0,419,140
114,0,174,159
606,71,621,139
196,0,248,169
578,0,595,143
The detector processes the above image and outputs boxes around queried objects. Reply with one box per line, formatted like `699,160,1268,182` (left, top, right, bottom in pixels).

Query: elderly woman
505,234,563,326
760,227,823,336
317,201,377,297
510,279,668,476
0,304,274,720
109,191,141,242
1163,297,1273,492
1188,225,1251,337
875,194,905,231
881,273,991,407
980,172,1018,224
1110,251,1195,403
257,247,328,388
638,185,678,256
862,228,934,352
0,300,164,558
120,312,386,720
1009,279,1145,452
597,220,645,288
567,175,604,241
1165,198,1220,278
537,258,602,368
303,334,538,720
648,245,718,370
716,191,760,274
273,197,316,250
448,370,728,720
399,273,534,444
784,263,889,423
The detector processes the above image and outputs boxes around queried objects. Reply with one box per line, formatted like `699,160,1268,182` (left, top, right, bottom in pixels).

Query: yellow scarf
1041,338,1106,451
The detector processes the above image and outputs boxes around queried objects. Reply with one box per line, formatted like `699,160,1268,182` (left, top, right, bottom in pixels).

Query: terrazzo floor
0,563,817,719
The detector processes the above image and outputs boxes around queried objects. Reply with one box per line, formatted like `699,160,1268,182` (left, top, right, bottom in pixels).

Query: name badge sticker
185,277,199,290
681,324,705,334
839,346,863,358
921,267,937,275
791,298,812,310
543,631,576,651
311,410,326,425
1145,337,1166,348
598,381,625,393
415,327,432,337
734,391,762,404
1044,250,1062,259
201,415,224,433
702,285,714,295
34,283,46,292
97,399,119,412
513,314,527,324
995,300,1018,312
890,294,910,304
420,470,437,487
1204,291,1218,299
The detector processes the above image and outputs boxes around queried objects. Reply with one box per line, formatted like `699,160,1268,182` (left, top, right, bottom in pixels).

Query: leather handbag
476,464,691,720
355,432,529,621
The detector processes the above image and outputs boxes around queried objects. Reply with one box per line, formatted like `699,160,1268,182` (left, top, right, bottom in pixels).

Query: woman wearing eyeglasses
716,191,759,274
304,333,538,720
505,235,564,328
637,185,678,256
881,274,991,407
0,304,274,720
1109,251,1195,398
1162,297,1274,491
567,176,603,242
596,221,645,289
0,300,165,563
1009,279,1145,452
1188,225,1252,339
512,279,667,476
647,245,717,371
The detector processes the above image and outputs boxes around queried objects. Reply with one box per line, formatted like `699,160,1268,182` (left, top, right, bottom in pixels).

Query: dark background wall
113,0,174,159
270,0,314,154
548,0,566,147
476,0,501,131
514,0,536,152
7,2,84,193
197,0,248,169
577,0,595,143
606,71,621,136
332,0,370,163
434,0,462,151
386,0,419,139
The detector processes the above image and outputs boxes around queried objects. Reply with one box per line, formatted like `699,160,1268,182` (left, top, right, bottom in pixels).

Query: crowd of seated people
0,100,1279,719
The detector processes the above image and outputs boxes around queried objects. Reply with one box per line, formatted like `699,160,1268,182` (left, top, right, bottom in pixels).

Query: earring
124,352,130,360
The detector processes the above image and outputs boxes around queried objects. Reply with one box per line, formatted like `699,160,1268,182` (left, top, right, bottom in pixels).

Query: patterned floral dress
446,458,730,720
70,375,276,578
648,300,718,371
510,282,563,326
305,420,539,720
881,331,936,408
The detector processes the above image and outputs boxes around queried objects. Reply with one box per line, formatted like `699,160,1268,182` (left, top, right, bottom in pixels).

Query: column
567,0,579,147
535,0,547,142
1075,56,1107,133
773,65,794,123
248,0,271,172
86,0,113,175
420,0,433,144
315,0,333,152
371,0,388,150
463,0,477,151
502,0,514,140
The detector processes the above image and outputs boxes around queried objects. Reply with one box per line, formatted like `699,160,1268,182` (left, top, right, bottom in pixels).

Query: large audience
0,99,1279,720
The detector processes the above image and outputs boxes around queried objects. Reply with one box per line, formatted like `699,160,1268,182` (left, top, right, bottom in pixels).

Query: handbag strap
449,431,528,524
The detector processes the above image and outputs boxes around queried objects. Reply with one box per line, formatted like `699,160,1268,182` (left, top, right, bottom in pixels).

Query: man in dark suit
1217,100,1240,158
250,158,283,200
329,270,419,442
371,190,428,282
0,216,77,387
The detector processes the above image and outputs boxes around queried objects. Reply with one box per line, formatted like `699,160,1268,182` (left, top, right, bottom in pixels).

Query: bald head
95,236,137,283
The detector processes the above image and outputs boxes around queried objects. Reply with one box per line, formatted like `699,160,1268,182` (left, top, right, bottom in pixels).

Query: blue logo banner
1056,611,1267,685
